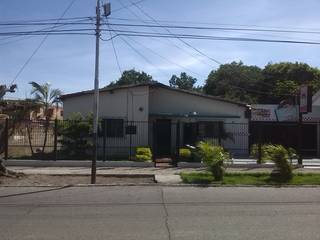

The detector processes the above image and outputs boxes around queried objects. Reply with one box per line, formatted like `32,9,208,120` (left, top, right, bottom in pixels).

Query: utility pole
91,0,111,184
91,0,101,184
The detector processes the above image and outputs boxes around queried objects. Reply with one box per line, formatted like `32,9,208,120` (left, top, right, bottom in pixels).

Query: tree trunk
41,118,49,154
26,121,35,155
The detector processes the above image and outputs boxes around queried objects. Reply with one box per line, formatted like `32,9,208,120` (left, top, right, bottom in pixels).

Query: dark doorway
183,123,198,145
154,119,172,157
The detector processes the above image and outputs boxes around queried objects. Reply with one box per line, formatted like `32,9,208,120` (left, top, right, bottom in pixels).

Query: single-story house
60,82,250,158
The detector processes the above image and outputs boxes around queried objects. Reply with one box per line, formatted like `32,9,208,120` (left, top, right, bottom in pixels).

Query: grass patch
180,172,320,185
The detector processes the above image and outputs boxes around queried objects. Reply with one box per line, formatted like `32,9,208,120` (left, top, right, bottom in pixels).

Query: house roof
60,82,248,107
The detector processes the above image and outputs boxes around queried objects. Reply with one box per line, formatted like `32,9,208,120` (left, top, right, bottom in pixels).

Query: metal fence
1,119,319,161
1,119,249,160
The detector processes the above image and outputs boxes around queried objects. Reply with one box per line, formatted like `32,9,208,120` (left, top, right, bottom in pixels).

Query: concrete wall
62,86,150,157
149,87,249,156
149,87,247,119
63,85,149,121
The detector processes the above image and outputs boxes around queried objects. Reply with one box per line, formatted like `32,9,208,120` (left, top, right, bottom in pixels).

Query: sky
1,0,320,99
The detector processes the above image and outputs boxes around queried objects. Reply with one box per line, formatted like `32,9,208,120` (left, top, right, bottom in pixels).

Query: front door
154,119,172,157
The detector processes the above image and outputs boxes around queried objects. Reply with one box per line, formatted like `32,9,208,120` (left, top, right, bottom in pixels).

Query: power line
123,35,206,79
104,22,320,36
10,0,79,85
0,18,94,46
112,0,147,13
116,0,215,69
105,20,122,75
109,27,171,79
100,31,320,45
0,16,94,24
129,0,222,65
108,17,320,33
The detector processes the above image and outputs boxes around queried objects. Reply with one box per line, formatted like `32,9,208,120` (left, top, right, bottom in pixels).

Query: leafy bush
195,141,230,181
135,146,152,162
57,113,93,159
251,144,297,164
178,148,192,162
267,144,293,182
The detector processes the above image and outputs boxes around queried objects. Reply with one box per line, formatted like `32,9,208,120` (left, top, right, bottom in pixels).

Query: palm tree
29,82,62,153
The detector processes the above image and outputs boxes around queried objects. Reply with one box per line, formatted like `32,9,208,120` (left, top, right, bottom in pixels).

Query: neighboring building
250,89,320,157
30,106,63,121
0,99,63,121
61,82,250,158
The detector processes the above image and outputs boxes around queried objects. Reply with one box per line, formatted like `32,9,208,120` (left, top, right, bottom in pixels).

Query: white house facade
61,82,250,158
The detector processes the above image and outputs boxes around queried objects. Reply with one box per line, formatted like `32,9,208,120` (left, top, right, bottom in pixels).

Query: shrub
135,147,152,162
195,141,230,181
57,113,93,159
251,144,297,164
178,148,192,162
268,144,293,182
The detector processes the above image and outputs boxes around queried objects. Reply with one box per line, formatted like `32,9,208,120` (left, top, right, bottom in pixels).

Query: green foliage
251,144,275,163
181,172,320,185
251,144,297,165
195,141,230,181
57,113,93,159
169,72,197,90
135,146,152,162
180,172,214,184
203,61,320,104
178,148,192,162
108,69,153,87
267,144,293,182
203,61,263,103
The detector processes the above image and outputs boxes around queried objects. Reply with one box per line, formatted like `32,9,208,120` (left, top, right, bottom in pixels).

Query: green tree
261,62,320,103
108,69,153,86
169,72,197,90
58,113,93,159
203,61,263,103
29,81,62,153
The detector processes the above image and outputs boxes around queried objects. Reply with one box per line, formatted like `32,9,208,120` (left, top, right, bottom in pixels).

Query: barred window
103,119,124,138
198,121,221,138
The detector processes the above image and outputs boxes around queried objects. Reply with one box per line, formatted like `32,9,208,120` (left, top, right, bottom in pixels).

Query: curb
1,183,320,188
4,160,154,168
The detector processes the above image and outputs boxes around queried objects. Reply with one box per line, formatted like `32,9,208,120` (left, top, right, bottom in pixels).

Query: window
102,119,124,138
198,121,222,138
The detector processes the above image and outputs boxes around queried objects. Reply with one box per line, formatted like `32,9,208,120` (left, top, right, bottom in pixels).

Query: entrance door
154,119,171,157
183,123,198,145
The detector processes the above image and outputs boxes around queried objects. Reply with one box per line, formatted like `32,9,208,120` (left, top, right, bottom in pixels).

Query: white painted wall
149,87,249,156
62,86,150,157
149,87,247,119
63,85,149,121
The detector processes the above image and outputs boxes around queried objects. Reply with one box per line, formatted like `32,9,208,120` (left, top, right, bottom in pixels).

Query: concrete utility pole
91,0,111,184
91,0,101,184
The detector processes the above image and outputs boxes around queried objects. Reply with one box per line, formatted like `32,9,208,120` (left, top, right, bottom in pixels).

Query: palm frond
49,88,62,103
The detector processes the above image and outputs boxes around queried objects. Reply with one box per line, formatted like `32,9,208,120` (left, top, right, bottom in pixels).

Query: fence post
218,122,222,145
54,119,58,161
257,125,262,164
297,113,303,165
103,119,106,162
129,121,132,161
4,118,9,160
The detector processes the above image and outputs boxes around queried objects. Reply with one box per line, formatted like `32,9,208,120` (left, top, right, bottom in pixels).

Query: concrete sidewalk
8,166,320,184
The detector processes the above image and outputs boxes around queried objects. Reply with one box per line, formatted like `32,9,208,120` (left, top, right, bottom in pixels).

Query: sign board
275,104,298,122
299,85,312,113
251,104,298,122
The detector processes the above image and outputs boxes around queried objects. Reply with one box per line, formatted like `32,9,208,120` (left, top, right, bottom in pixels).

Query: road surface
0,186,320,240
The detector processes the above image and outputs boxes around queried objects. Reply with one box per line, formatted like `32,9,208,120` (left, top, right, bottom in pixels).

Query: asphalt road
0,186,320,240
